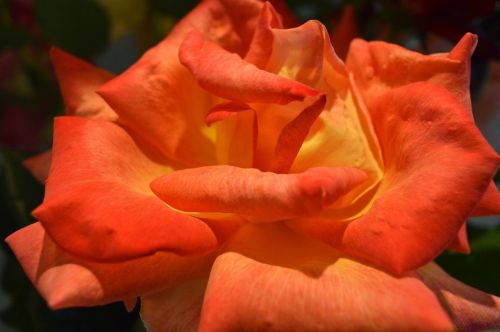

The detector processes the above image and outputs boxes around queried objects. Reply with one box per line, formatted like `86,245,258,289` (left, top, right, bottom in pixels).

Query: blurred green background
0,0,499,331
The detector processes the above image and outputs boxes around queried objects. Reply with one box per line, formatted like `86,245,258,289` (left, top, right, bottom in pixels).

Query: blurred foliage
0,0,499,331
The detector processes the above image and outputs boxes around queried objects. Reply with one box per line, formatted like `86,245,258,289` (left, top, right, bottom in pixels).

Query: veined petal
34,117,217,261
198,224,453,332
51,47,117,120
419,263,500,331
5,223,214,309
151,165,367,222
289,82,499,274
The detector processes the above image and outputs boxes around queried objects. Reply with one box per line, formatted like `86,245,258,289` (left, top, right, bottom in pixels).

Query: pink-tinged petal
420,263,500,331
151,165,367,222
244,2,283,69
179,30,320,105
447,224,470,254
269,94,326,173
330,6,359,60
22,150,52,183
198,224,453,332
141,279,207,332
5,223,215,309
34,117,217,261
472,182,500,216
289,82,499,274
346,33,477,113
51,47,117,121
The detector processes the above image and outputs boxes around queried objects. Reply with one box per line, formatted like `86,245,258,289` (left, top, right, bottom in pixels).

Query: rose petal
141,279,207,332
419,263,500,331
5,223,215,309
346,33,476,112
34,117,217,261
179,29,320,105
198,224,453,332
289,82,499,274
330,6,359,60
447,224,470,254
243,2,283,69
151,165,367,222
472,182,500,216
22,150,52,183
51,47,117,120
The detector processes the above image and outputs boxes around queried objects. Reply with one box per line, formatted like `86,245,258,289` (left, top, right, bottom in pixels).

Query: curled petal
419,263,500,331
472,182,500,216
289,82,499,274
5,223,214,309
151,165,367,222
35,117,217,261
198,224,453,332
179,29,320,105
447,224,470,254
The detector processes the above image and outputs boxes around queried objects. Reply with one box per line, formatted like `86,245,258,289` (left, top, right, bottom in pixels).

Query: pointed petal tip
448,33,478,61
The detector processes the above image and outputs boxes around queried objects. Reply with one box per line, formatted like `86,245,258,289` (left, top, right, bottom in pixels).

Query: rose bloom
6,0,500,331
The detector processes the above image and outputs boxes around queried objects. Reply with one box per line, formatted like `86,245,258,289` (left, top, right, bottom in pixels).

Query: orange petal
346,33,477,113
198,224,453,331
472,182,500,216
330,6,359,60
179,29,320,105
22,150,52,183
51,47,117,121
6,223,214,309
244,2,283,69
289,82,499,274
269,94,326,173
420,263,500,331
447,223,470,254
141,279,207,332
34,117,217,261
151,165,367,222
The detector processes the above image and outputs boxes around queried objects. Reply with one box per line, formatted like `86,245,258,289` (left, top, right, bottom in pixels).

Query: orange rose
7,0,500,331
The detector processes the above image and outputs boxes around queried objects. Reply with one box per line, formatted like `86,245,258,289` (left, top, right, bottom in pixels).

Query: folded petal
447,224,470,254
151,165,367,222
179,30,320,105
5,223,214,309
96,0,281,166
34,117,217,261
51,47,117,120
22,150,52,183
419,263,500,331
198,224,453,332
472,182,500,216
141,279,207,332
289,82,499,274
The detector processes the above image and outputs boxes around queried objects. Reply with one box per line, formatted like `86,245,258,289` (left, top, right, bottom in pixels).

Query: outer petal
22,150,52,183
330,6,359,60
5,223,214,309
198,224,453,332
151,165,367,222
141,279,207,332
51,47,117,120
289,82,499,274
419,263,500,331
34,117,217,261
346,33,477,112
